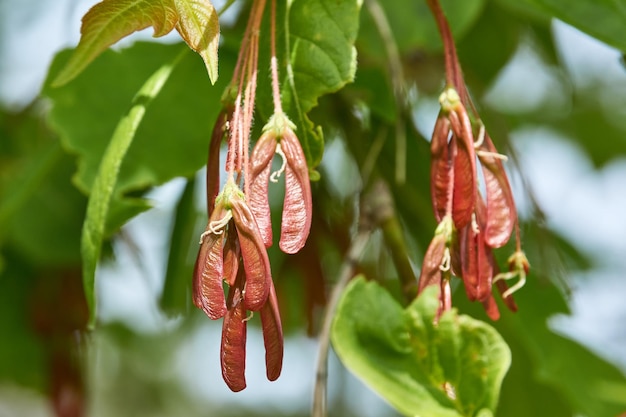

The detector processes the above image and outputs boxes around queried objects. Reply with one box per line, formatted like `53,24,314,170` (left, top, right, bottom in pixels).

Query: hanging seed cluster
193,0,529,392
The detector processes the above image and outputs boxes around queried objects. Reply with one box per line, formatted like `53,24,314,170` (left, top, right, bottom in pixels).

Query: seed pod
482,293,501,321
459,225,478,301
230,196,271,311
193,207,229,320
418,233,447,293
207,110,229,217
279,129,312,254
460,199,493,302
438,278,452,318
260,283,283,381
430,114,452,221
249,131,278,247
448,109,477,229
221,272,247,392
479,133,516,248
222,227,240,287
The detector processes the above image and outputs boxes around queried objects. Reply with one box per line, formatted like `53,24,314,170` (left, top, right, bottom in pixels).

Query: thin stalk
365,0,406,184
312,229,371,417
425,0,467,103
270,0,284,114
218,0,237,16
225,0,267,188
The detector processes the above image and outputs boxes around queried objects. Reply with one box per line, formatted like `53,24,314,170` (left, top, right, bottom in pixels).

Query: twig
312,228,371,417
365,0,407,185
312,179,418,415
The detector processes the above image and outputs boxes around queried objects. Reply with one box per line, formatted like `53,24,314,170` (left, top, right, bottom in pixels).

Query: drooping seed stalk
425,0,467,103
225,0,267,193
269,0,283,115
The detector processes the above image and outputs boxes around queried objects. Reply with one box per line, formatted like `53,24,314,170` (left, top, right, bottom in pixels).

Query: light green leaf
80,52,181,328
282,0,362,168
174,0,220,84
52,0,179,86
332,277,511,417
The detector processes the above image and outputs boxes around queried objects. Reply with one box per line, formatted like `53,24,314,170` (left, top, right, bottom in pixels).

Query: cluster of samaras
419,88,528,320
191,0,528,394
190,0,313,392
193,111,311,392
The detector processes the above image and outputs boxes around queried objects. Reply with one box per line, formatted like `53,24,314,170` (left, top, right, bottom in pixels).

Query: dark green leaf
6,147,85,265
495,0,626,52
160,178,198,315
357,0,486,59
281,0,362,168
457,2,521,91
43,42,232,233
502,278,626,417
80,52,182,328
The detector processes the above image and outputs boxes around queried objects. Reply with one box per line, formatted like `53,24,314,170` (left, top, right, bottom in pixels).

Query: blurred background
1,0,626,416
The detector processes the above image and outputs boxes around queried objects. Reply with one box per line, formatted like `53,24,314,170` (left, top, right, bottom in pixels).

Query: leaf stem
217,0,237,16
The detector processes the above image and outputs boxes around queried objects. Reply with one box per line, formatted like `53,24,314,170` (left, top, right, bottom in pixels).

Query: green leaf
457,1,522,91
43,42,233,234
494,0,626,52
0,262,47,391
173,0,220,84
6,147,86,265
160,178,198,316
498,278,626,417
357,0,485,58
332,277,511,417
52,0,179,86
80,52,181,329
281,0,362,168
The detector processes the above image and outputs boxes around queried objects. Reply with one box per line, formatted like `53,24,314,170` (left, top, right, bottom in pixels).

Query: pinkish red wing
418,233,447,293
448,110,477,229
479,133,516,248
260,283,284,381
221,276,247,392
222,227,240,287
482,293,501,321
230,197,271,311
193,211,228,320
249,131,277,247
207,110,228,216
430,115,452,222
460,197,494,302
279,130,312,254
